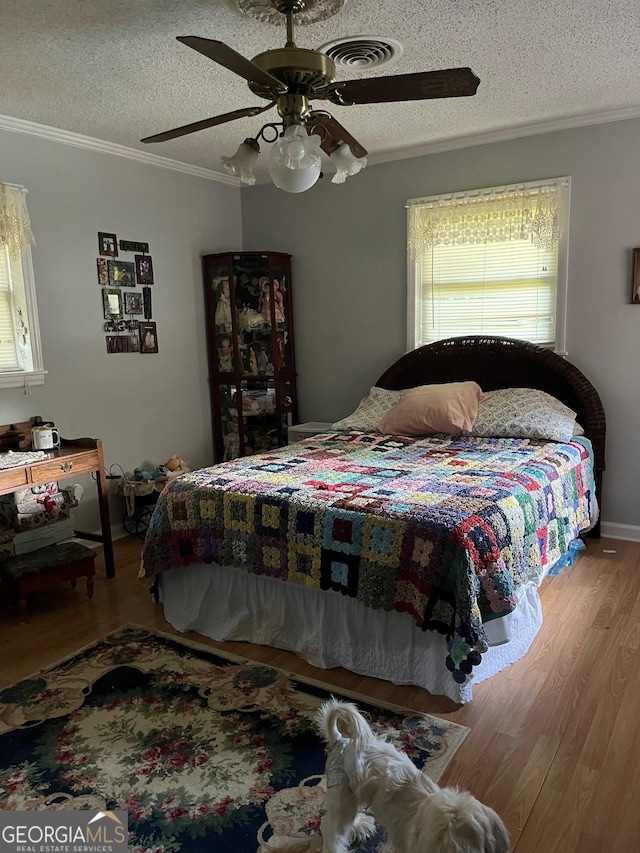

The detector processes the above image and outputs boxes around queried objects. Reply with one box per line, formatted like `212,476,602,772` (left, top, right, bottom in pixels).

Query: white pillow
332,386,403,431
471,388,577,442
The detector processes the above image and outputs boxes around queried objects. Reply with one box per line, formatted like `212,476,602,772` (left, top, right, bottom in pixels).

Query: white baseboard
600,521,640,542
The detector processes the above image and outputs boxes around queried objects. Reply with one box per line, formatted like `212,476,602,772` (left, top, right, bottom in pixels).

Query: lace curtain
0,183,36,262
407,181,563,259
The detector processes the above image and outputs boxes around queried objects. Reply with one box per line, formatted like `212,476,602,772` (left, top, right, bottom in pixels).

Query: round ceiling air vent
318,36,403,69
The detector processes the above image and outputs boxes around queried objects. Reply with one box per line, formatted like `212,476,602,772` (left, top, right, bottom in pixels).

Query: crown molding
0,114,239,185
366,104,640,167
3,104,640,185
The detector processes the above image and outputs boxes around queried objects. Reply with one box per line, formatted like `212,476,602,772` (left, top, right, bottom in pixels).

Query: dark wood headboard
376,336,606,531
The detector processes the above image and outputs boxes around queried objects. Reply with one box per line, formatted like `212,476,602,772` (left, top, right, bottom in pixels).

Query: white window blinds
407,178,570,352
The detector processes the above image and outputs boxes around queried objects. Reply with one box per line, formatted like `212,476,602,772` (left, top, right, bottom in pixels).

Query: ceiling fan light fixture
268,124,322,193
329,142,367,184
221,137,261,185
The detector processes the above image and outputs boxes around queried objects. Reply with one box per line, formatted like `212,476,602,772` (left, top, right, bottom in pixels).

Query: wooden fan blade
177,36,287,92
141,103,275,143
307,112,368,158
328,67,480,106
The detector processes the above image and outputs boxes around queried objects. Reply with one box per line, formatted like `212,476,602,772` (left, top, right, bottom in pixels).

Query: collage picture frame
97,231,157,353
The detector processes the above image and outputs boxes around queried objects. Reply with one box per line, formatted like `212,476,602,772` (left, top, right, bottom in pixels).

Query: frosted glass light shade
221,138,260,185
329,143,367,184
268,125,322,193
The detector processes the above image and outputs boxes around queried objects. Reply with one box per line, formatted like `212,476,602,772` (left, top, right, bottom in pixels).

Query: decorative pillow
377,381,483,436
332,386,403,431
471,388,577,442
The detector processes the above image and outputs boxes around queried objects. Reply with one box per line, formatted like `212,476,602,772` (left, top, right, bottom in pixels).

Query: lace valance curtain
407,181,563,258
0,183,36,262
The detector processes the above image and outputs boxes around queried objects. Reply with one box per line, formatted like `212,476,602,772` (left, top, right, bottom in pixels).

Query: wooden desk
0,432,115,579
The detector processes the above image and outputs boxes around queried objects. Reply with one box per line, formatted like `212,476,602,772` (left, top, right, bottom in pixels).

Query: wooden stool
0,542,96,621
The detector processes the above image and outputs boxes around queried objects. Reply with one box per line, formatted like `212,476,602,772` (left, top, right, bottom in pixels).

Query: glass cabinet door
209,261,238,374
204,252,297,462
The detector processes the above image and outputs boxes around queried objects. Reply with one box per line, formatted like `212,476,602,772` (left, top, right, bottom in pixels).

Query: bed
140,336,605,703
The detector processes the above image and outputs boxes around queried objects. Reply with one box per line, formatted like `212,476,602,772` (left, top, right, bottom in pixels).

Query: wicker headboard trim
375,336,606,475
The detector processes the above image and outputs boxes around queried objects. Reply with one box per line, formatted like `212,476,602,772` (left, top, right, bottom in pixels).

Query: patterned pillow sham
332,386,403,431
471,388,577,442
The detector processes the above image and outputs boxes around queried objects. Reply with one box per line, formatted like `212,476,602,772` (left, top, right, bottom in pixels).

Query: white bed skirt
159,564,544,703
158,563,544,704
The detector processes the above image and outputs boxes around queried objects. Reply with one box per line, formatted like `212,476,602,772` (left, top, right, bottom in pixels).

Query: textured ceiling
2,0,640,184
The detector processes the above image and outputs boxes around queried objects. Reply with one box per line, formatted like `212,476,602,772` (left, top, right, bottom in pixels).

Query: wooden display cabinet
203,252,298,462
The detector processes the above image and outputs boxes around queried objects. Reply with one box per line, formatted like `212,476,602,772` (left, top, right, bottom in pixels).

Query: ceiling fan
141,0,480,191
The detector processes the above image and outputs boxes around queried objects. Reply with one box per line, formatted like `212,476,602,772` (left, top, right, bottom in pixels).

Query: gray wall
241,118,640,537
0,127,242,534
2,117,637,540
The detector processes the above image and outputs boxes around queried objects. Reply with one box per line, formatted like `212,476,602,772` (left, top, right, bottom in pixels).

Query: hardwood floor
1,534,638,852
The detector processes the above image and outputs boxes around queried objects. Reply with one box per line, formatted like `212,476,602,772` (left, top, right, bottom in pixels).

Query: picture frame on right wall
632,248,640,304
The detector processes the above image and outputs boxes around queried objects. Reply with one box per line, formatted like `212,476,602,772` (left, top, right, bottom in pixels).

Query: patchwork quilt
141,431,593,684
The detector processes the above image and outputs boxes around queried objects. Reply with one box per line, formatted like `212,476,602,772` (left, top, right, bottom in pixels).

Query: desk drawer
33,452,99,481
0,467,29,493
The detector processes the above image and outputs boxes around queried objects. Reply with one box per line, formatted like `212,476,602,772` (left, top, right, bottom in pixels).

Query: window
407,178,570,354
0,183,45,389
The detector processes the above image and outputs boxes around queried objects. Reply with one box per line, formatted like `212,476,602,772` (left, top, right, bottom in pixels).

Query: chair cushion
0,542,95,579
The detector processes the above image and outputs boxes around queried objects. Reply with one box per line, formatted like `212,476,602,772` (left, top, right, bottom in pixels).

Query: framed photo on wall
135,254,154,285
631,248,640,304
139,321,158,353
143,286,152,319
107,260,135,287
96,258,108,285
124,291,143,315
98,232,118,257
102,288,123,320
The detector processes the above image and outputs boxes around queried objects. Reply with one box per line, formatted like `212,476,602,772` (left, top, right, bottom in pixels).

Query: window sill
0,369,47,390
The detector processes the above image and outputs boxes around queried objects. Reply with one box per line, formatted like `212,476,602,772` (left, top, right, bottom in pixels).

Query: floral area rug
0,625,469,853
